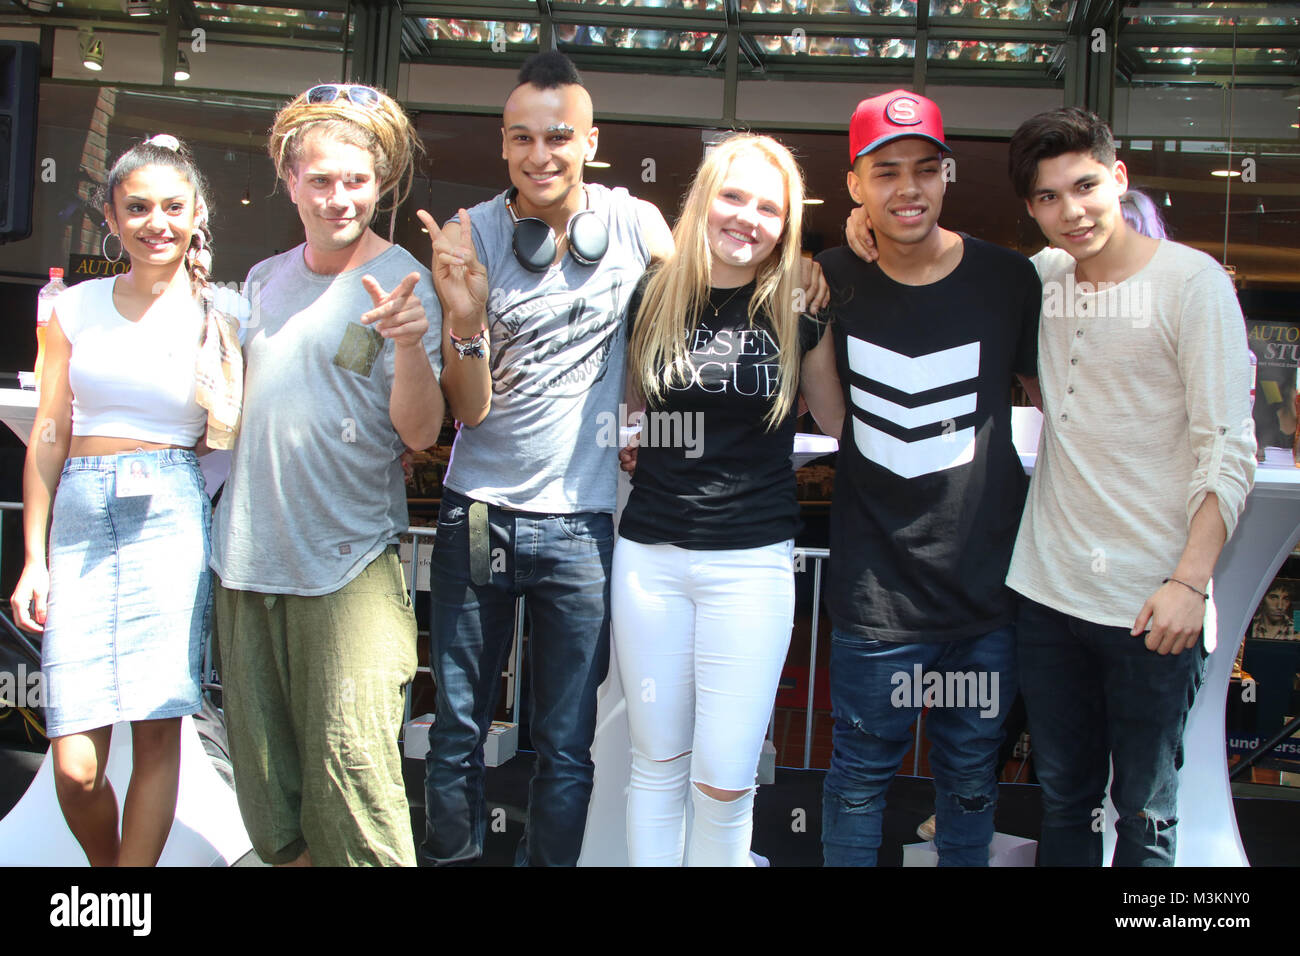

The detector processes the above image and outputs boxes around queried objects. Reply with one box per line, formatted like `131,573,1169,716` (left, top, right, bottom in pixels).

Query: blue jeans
422,489,612,867
1016,598,1205,867
822,626,1017,867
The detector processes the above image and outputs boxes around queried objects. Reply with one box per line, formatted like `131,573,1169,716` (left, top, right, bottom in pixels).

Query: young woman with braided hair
10,135,243,866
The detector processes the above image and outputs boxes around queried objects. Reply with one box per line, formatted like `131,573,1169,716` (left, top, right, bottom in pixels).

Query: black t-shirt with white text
619,282,825,550
817,235,1040,642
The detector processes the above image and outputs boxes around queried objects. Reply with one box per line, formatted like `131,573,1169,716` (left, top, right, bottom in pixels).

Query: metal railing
2,500,833,768
0,503,529,732
795,547,828,770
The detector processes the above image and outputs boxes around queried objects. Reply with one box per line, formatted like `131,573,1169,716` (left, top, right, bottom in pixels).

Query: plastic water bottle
35,267,66,390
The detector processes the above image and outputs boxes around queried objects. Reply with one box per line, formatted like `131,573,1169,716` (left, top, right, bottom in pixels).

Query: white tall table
1013,409,1299,866
1175,454,1300,865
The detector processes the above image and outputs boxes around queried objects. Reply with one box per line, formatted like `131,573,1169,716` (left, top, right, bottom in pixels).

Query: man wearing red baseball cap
809,89,1043,866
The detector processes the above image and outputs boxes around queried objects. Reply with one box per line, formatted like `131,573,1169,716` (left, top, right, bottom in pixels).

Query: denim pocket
830,630,892,650
556,512,613,544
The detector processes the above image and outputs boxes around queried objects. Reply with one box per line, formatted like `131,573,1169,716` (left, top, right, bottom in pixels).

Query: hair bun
146,133,182,151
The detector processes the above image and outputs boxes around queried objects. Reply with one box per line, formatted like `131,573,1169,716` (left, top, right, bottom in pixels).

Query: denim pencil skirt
41,449,211,738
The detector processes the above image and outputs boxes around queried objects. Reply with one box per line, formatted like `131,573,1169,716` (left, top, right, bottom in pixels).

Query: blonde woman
613,134,843,866
9,136,241,866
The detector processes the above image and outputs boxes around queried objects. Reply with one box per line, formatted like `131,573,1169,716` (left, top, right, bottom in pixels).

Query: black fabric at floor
4,744,1297,866
404,752,1300,867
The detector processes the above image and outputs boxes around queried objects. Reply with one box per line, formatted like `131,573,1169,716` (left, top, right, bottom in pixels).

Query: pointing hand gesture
361,271,427,349
418,207,489,333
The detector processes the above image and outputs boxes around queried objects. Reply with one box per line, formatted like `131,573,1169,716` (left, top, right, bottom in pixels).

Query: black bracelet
449,327,487,360
1163,577,1208,601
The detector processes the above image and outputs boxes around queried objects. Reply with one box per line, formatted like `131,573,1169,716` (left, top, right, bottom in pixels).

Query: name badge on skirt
115,453,158,498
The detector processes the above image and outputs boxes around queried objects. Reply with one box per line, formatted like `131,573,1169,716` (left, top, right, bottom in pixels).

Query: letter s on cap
885,96,921,125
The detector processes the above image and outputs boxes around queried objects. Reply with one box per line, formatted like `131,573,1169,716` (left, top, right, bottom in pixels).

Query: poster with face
1250,579,1300,642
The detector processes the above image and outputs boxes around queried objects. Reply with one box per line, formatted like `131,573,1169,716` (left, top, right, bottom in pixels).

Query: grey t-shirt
444,183,651,513
211,243,443,596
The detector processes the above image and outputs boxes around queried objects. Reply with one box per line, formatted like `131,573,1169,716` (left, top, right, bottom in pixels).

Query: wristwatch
449,326,488,360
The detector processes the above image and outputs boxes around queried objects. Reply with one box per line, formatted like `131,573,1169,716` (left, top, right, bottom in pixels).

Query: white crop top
54,276,242,446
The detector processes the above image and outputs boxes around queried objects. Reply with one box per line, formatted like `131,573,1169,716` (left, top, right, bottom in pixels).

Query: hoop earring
102,232,124,263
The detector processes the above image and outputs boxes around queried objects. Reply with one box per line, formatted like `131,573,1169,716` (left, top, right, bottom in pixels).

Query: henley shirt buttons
1060,413,1068,422
1067,386,1074,394
1075,329,1084,338
1070,357,1079,365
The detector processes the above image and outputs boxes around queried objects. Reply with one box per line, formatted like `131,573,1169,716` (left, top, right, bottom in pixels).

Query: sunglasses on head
305,84,382,109
146,134,181,151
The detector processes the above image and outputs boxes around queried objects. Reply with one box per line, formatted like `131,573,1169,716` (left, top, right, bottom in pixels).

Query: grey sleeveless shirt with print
443,183,651,513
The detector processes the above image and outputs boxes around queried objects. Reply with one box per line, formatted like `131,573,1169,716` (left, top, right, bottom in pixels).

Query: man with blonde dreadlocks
211,84,445,867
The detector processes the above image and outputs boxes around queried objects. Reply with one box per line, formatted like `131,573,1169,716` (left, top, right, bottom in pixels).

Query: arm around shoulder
635,199,674,265
800,327,844,441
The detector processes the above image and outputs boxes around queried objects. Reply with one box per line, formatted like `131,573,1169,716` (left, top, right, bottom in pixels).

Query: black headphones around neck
505,187,609,273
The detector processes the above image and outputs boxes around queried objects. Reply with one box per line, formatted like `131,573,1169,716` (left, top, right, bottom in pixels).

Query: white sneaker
916,814,937,842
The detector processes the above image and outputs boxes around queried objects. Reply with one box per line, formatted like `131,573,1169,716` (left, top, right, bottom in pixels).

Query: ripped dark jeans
822,626,1017,866
1017,598,1205,867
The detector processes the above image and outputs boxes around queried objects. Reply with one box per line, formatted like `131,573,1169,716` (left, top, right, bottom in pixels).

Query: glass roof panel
563,24,721,53
422,19,541,48
561,0,724,9
929,0,1070,20
192,3,345,35
559,0,915,13
743,0,917,16
1136,45,1299,66
1125,3,1300,27
928,39,1059,62
753,34,916,56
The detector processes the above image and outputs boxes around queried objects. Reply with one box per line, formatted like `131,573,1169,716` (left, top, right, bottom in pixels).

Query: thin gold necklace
708,284,747,317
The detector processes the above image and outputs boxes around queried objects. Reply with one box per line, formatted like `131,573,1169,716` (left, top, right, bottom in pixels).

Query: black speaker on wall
0,41,40,243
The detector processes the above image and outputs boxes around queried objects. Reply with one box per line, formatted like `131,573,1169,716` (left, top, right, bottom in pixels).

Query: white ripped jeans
611,536,795,866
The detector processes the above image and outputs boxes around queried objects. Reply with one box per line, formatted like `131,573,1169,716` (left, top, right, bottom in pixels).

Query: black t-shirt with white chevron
817,235,1040,642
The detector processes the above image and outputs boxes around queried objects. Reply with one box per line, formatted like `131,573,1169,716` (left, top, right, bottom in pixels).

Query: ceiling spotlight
174,49,190,81
1162,192,1172,207
80,31,104,72
240,188,251,206
1210,169,1241,178
584,160,611,169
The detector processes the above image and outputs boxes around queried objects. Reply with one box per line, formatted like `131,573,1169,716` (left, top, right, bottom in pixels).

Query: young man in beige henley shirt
1004,108,1256,866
